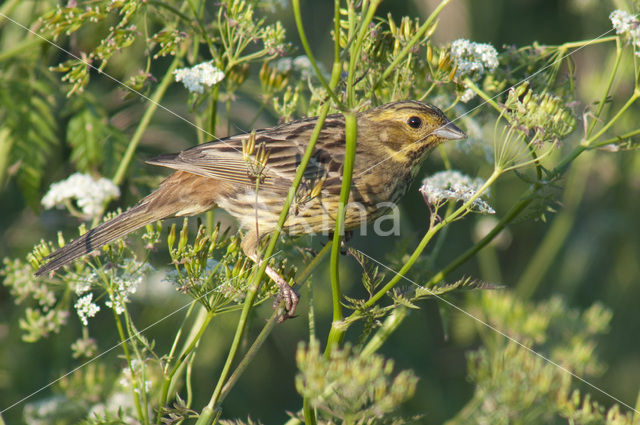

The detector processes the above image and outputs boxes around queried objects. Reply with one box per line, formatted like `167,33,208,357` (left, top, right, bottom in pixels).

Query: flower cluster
275,55,323,80
504,82,576,142
174,61,225,94
610,9,640,55
74,293,100,326
451,39,499,78
450,39,499,102
41,173,120,219
296,340,418,423
420,170,495,214
105,259,150,315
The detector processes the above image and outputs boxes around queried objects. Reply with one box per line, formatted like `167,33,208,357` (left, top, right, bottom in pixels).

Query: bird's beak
434,121,466,140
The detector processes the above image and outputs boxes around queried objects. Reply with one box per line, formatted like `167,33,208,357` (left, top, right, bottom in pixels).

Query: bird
35,100,465,319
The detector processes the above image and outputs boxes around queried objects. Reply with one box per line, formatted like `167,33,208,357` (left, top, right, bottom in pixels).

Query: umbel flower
610,9,640,55
420,170,495,214
450,39,499,102
173,61,225,94
41,173,120,219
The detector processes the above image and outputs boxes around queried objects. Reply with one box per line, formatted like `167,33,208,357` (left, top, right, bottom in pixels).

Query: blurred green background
1,0,639,423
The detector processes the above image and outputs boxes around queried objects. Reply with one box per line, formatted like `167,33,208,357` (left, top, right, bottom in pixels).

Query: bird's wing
146,116,347,191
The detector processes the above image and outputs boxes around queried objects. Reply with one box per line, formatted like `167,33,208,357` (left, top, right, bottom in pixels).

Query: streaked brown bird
35,100,465,318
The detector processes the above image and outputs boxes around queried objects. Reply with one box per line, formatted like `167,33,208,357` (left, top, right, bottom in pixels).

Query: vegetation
0,0,639,424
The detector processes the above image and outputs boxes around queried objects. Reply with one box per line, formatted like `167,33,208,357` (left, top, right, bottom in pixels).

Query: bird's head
359,100,466,163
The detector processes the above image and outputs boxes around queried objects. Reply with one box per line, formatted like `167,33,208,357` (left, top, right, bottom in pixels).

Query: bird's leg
263,264,298,322
328,230,353,255
242,231,298,322
341,230,353,255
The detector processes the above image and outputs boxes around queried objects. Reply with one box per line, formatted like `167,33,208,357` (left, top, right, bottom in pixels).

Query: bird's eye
407,116,422,129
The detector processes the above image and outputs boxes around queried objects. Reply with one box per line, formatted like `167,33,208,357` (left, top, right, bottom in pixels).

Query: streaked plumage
36,101,465,288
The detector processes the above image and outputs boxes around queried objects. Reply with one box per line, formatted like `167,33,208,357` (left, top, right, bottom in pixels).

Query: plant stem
217,242,331,403
158,308,214,422
360,306,408,357
111,302,146,424
0,127,13,189
112,53,184,186
292,0,341,107
464,78,501,112
367,0,450,98
346,0,381,105
326,112,357,355
364,169,502,308
196,104,333,425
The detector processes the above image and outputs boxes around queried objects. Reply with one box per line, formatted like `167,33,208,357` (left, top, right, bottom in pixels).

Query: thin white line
1,4,633,417
0,250,283,414
0,12,250,152
355,27,618,178
355,249,640,415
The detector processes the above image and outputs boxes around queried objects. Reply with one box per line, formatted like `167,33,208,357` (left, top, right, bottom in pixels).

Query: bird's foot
263,265,299,322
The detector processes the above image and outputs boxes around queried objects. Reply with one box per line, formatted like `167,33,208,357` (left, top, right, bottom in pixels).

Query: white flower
275,57,293,73
610,10,640,38
275,55,326,80
105,259,150,314
42,173,120,219
459,87,476,103
450,39,499,80
173,61,225,94
610,10,640,56
292,55,314,78
75,293,100,326
419,170,495,214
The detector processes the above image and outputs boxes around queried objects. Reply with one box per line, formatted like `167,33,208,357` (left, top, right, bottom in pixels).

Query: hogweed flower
105,259,150,315
275,55,324,80
75,293,100,326
450,39,499,103
420,171,495,214
610,9,640,55
42,173,120,219
71,335,98,358
173,61,225,94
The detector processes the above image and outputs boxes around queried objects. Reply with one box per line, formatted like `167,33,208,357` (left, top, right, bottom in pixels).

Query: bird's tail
35,202,158,276
35,170,221,277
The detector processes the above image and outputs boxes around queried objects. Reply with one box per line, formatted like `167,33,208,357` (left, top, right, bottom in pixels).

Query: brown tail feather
35,170,226,277
35,203,159,276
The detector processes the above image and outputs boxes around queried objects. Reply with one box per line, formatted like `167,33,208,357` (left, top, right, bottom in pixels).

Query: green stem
515,155,593,299
0,37,42,63
514,41,625,299
346,0,381,105
590,127,640,148
206,84,221,234
558,35,617,50
217,243,330,404
325,113,357,355
111,302,146,423
582,92,640,148
197,105,333,425
0,127,14,189
587,38,622,137
424,193,531,288
291,0,341,108
363,169,502,309
367,0,451,98
112,53,183,186
0,0,21,27
360,306,408,357
464,78,501,113
158,309,214,422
